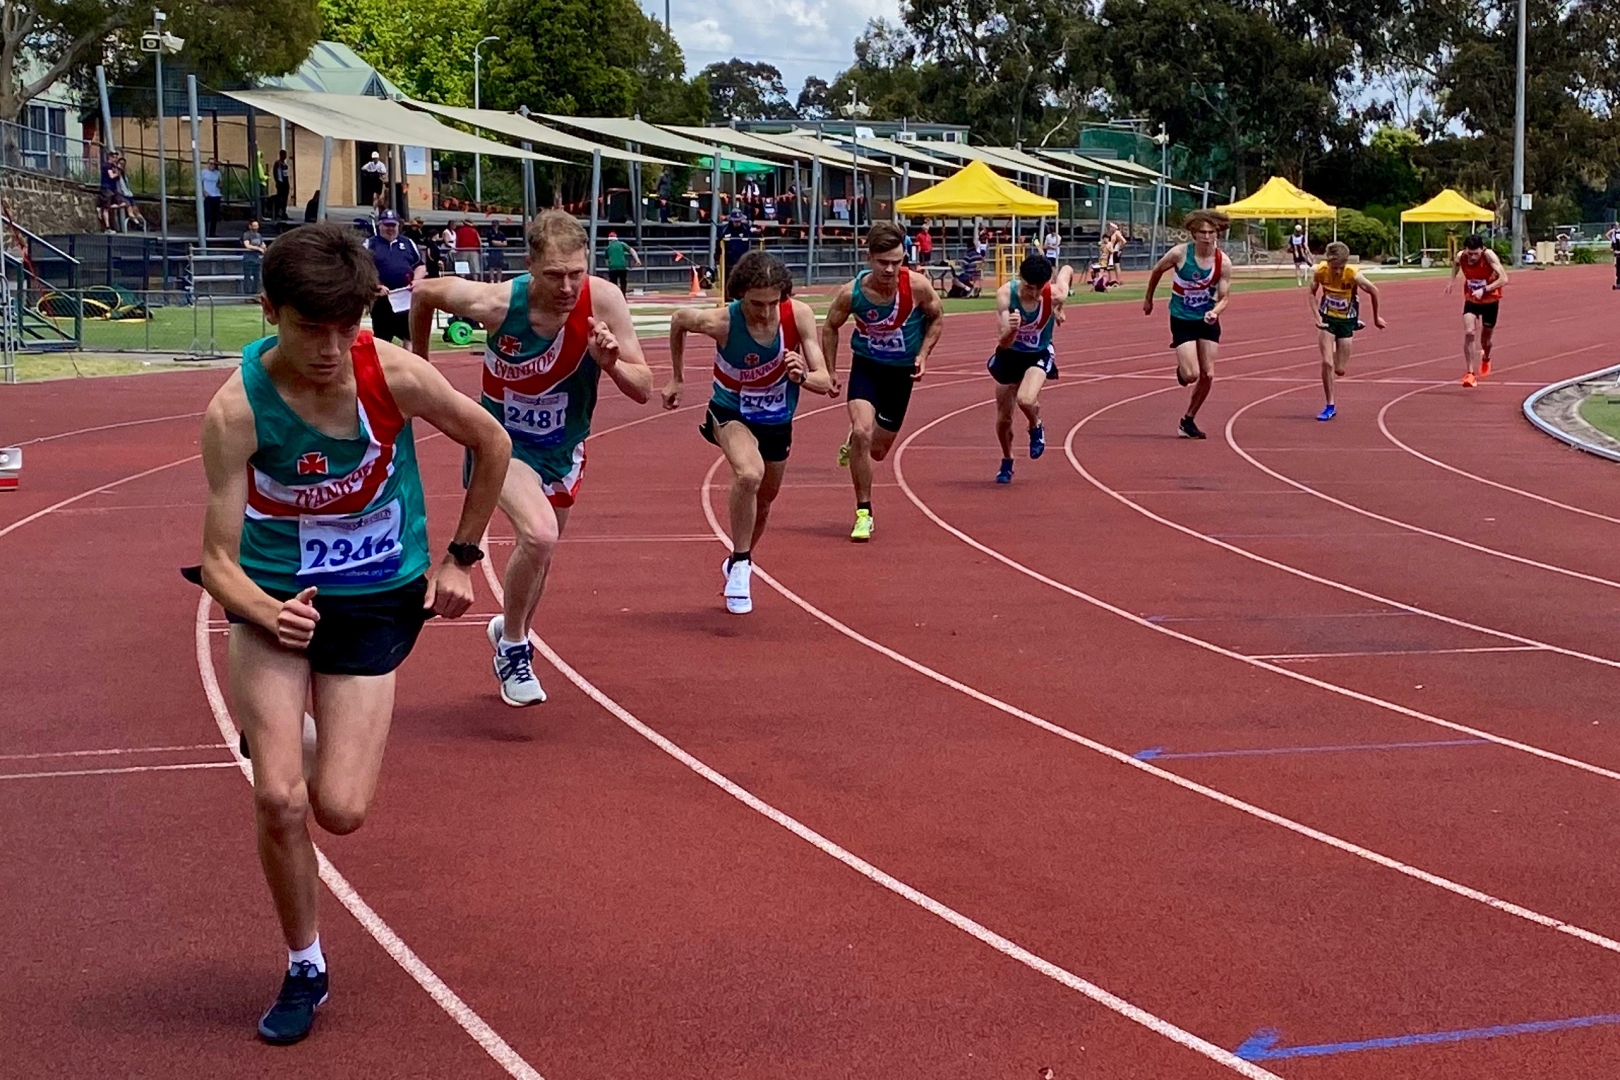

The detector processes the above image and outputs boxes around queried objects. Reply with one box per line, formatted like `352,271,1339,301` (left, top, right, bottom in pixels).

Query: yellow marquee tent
1218,176,1337,218
1400,189,1495,223
895,159,1058,218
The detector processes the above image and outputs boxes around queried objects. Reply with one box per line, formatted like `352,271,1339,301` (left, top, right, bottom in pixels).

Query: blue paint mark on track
1131,738,1490,761
1235,1013,1620,1061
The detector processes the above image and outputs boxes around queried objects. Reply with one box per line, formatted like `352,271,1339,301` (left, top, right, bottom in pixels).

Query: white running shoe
486,615,546,706
723,557,753,614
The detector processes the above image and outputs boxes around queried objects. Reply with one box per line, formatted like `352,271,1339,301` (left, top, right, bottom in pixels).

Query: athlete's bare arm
199,376,319,647
788,299,833,395
1051,264,1075,324
1209,249,1234,321
1307,275,1326,326
1357,272,1387,328
1142,244,1186,315
1483,249,1509,291
662,306,732,409
377,341,512,617
407,276,511,358
911,270,945,381
996,282,1019,347
586,281,653,404
820,282,855,397
1446,253,1463,293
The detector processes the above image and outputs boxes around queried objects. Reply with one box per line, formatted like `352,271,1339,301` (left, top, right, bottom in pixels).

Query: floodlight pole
1511,0,1527,257
153,11,169,253
472,36,498,205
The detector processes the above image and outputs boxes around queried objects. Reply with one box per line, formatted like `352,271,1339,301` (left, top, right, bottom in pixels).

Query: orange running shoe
1462,372,1478,388
1480,358,1492,377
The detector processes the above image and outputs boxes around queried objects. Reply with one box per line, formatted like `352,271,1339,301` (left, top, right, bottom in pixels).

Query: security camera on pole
1150,124,1170,263
842,88,871,243
472,36,499,206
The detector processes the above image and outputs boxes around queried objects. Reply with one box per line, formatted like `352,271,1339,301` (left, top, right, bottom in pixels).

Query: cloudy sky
640,0,900,105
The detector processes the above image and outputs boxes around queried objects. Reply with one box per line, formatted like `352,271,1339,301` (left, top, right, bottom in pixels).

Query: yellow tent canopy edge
1400,188,1496,224
894,159,1059,218
1218,176,1337,219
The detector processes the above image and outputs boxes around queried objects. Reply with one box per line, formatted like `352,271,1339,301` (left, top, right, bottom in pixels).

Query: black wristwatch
447,541,485,567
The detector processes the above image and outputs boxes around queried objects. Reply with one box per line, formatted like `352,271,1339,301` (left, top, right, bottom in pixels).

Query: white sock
499,635,527,650
289,936,325,973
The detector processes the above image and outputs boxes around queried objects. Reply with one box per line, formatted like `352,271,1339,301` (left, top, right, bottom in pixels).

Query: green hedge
1308,208,1396,259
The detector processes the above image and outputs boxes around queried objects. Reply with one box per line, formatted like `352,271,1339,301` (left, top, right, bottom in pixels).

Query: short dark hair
1463,233,1485,250
262,223,378,324
1019,254,1053,287
866,222,905,256
726,250,793,301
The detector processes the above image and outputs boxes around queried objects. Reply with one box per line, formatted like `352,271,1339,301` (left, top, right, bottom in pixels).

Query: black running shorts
1463,300,1500,329
225,575,431,676
846,355,916,432
1170,316,1222,348
987,347,1058,385
701,403,793,463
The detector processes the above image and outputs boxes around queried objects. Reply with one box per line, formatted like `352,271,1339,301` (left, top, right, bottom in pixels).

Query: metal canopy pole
95,66,116,153
317,136,332,221
588,148,602,274
187,75,205,248
1099,177,1110,241
710,152,722,289
521,142,534,220
808,156,821,282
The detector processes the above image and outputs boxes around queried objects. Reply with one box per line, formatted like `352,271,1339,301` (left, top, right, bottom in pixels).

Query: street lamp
472,35,499,204
842,87,870,232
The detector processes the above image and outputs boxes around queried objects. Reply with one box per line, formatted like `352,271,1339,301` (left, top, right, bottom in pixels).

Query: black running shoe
257,960,328,1045
1178,416,1206,440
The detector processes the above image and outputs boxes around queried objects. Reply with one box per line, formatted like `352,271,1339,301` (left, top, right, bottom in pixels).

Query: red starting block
0,446,20,491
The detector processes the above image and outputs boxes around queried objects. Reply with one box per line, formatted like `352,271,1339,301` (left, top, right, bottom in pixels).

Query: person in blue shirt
1142,209,1234,439
661,251,832,613
363,210,424,344
989,254,1074,483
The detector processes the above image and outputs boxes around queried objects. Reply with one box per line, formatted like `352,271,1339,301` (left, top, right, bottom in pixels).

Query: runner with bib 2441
821,222,944,542
1143,209,1234,440
411,210,652,707
661,251,832,614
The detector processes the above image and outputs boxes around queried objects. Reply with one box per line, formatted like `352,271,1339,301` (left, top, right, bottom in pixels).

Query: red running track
3,265,1619,1079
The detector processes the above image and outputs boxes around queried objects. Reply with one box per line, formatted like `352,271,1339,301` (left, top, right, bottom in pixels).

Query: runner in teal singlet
989,254,1074,483
1143,209,1233,439
661,252,831,613
411,210,653,707
820,222,945,542
198,224,510,1046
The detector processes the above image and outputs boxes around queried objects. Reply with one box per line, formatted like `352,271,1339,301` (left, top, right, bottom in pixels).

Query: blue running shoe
1317,404,1336,422
995,459,1014,484
1029,423,1046,459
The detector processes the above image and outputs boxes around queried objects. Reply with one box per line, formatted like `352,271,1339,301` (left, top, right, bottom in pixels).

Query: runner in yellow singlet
1307,241,1385,421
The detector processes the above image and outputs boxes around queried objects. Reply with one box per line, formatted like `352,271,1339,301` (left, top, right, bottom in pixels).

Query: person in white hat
1289,223,1311,285
360,150,389,211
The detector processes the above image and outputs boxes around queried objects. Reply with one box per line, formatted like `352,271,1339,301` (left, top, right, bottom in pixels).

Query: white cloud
653,0,901,98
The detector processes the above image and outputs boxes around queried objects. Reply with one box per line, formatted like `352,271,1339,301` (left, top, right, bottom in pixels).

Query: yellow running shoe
836,441,851,468
850,508,873,542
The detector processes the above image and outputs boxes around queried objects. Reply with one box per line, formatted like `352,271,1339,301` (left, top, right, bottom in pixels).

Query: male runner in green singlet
1143,209,1233,439
821,222,945,541
411,210,653,706
661,251,831,613
198,223,511,1045
989,254,1073,483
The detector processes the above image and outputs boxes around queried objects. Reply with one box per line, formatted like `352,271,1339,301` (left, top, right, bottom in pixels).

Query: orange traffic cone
689,265,702,296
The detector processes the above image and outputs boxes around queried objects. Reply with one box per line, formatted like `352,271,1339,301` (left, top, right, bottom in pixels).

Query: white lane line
698,455,1620,963
0,454,200,541
1225,346,1620,592
1249,646,1548,661
194,593,545,1080
0,743,225,761
1063,370,1620,678
475,553,1283,1080
1377,379,1620,526
0,761,239,781
18,411,206,447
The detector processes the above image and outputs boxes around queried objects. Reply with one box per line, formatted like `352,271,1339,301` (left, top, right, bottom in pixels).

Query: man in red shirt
914,224,934,265
453,219,483,277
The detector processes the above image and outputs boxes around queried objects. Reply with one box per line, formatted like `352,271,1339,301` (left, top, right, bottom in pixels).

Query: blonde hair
1325,241,1350,260
525,209,588,263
